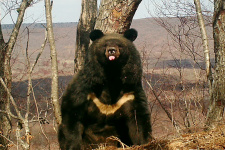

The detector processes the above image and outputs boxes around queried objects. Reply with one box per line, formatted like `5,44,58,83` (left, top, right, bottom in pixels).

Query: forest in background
2,17,219,149
1,0,225,149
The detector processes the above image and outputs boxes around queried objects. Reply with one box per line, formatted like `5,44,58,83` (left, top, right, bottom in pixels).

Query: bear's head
89,29,138,66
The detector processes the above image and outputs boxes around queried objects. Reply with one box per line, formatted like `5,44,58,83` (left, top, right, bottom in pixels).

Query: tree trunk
0,22,10,150
0,1,32,148
206,0,225,129
74,0,97,73
95,0,142,33
45,0,61,125
74,0,142,71
194,0,213,91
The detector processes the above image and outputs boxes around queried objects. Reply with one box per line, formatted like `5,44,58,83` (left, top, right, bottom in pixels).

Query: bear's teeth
109,56,116,61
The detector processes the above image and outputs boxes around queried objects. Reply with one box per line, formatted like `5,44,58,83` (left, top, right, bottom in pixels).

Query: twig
30,82,50,146
0,77,31,149
0,110,18,120
0,77,23,121
0,131,16,147
30,28,48,73
143,76,181,133
107,136,129,149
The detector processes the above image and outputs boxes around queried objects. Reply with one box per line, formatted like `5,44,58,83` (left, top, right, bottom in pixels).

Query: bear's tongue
109,56,116,61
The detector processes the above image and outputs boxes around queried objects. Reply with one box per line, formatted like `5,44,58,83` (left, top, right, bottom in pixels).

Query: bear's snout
107,47,116,54
105,46,120,61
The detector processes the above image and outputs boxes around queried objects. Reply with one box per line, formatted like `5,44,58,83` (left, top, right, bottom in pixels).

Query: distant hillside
2,22,78,29
1,17,214,81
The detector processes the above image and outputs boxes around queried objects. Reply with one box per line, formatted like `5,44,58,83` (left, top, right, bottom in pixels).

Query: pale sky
1,0,152,24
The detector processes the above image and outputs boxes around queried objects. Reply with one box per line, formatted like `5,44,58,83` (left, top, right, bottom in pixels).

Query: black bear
58,29,152,149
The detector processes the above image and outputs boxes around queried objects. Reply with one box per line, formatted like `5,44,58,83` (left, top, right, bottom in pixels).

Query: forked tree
74,0,142,71
95,0,142,33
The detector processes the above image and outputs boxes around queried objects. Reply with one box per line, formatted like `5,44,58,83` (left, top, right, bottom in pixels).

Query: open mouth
109,56,116,61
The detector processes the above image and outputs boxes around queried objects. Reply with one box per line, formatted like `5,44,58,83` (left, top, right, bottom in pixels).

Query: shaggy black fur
58,29,152,150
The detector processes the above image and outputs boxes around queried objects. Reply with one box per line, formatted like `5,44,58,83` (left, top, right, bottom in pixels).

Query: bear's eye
118,44,123,47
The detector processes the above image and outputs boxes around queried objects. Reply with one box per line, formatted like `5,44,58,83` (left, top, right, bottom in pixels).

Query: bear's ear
90,30,104,41
124,28,138,41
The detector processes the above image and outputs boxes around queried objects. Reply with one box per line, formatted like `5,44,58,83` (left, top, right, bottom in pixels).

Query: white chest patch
87,92,135,115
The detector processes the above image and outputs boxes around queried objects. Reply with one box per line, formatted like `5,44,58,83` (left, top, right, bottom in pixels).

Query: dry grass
93,125,225,150
167,125,225,150
7,125,225,150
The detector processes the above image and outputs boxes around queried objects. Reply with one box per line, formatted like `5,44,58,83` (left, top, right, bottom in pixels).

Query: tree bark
95,0,142,33
0,21,9,150
45,0,62,125
206,0,225,129
0,0,32,149
74,0,141,72
74,0,97,73
194,0,213,91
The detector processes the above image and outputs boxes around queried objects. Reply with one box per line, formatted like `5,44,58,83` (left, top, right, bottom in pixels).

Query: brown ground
96,125,225,150
167,125,225,150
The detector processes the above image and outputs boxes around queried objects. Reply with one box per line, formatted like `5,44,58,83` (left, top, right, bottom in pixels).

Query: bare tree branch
7,0,31,58
30,27,48,73
0,0,33,147
45,0,62,125
0,77,23,121
143,76,182,133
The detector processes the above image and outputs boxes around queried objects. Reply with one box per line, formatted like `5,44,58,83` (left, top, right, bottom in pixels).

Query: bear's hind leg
58,122,84,150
